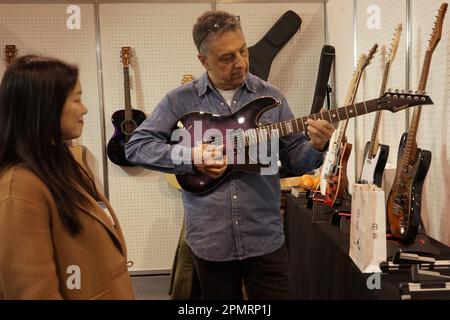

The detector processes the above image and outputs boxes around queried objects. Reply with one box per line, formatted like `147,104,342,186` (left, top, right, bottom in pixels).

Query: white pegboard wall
0,4,104,189
99,3,209,271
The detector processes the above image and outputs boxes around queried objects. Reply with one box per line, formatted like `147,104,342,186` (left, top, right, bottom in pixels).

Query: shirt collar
197,72,257,96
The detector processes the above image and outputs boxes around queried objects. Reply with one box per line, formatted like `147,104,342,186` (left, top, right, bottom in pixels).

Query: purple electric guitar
173,92,433,194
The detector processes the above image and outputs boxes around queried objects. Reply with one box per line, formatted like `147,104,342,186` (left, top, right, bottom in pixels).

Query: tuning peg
409,90,414,94
422,91,427,95
415,90,420,94
387,88,392,93
395,89,399,93
401,89,406,94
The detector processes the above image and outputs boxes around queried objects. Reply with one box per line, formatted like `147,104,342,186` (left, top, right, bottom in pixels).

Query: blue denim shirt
125,72,325,261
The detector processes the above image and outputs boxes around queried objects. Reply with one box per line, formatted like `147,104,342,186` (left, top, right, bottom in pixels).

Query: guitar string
216,99,396,150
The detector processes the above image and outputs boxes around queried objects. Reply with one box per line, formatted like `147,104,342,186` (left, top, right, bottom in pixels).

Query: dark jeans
189,243,293,300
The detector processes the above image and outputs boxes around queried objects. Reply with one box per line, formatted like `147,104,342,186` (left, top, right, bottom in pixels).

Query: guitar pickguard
359,142,389,187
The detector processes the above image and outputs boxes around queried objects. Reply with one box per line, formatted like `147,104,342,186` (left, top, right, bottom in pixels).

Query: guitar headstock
121,47,132,66
380,90,433,113
363,43,379,68
181,74,194,85
5,45,17,66
387,23,403,63
428,3,448,52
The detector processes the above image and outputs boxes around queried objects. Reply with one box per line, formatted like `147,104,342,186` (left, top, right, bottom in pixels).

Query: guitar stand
399,265,450,300
379,251,450,274
391,232,441,257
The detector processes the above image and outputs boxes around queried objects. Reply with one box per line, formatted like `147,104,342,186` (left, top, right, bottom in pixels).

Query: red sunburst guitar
387,3,447,243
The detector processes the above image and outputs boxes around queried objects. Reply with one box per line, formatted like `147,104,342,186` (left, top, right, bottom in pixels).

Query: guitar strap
248,10,302,81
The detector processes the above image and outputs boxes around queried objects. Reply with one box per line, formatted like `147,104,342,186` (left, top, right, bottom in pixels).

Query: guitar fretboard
123,66,132,122
241,97,389,147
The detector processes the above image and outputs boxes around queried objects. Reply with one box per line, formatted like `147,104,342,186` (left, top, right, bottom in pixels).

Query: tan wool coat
0,165,135,299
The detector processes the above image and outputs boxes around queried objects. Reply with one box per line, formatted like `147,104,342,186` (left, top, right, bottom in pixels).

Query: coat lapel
75,187,126,255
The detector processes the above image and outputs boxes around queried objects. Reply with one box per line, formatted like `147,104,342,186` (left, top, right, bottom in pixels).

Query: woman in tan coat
0,55,135,299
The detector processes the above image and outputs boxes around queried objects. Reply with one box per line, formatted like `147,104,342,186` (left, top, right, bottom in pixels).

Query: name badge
97,201,115,226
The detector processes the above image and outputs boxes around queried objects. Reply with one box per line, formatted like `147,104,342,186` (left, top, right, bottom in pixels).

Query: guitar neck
367,60,392,158
251,97,387,146
123,66,132,121
398,50,432,170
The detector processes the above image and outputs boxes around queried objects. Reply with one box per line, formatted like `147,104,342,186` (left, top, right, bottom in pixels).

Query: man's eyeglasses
198,16,240,49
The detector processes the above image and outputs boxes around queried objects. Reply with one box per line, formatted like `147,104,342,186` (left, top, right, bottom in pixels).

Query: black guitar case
248,10,302,81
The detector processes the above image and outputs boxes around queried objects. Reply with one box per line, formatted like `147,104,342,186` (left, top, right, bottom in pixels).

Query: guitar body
175,96,278,194
325,142,352,206
319,147,337,195
359,142,389,187
386,132,432,243
107,108,146,167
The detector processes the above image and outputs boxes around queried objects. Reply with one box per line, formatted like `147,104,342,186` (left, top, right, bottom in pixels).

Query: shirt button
233,195,237,200
221,102,224,105
233,100,236,104
235,221,239,225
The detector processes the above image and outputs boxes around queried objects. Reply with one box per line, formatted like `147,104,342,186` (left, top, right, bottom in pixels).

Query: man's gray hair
193,10,241,54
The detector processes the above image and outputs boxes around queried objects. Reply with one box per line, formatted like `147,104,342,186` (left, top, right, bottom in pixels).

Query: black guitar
173,91,433,194
107,47,146,167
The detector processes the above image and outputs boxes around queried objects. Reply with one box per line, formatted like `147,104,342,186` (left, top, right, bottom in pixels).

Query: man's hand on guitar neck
306,113,335,152
192,144,228,179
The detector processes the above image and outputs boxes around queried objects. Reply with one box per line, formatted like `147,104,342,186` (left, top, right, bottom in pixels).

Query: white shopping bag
349,183,387,273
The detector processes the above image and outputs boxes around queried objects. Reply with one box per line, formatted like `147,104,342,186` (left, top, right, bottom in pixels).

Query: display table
283,194,450,300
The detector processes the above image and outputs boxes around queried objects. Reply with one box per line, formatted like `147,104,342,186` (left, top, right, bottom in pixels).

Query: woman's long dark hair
0,55,98,235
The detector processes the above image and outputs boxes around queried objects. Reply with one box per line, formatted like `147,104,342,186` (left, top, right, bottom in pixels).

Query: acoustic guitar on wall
107,47,146,167
4,45,17,66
